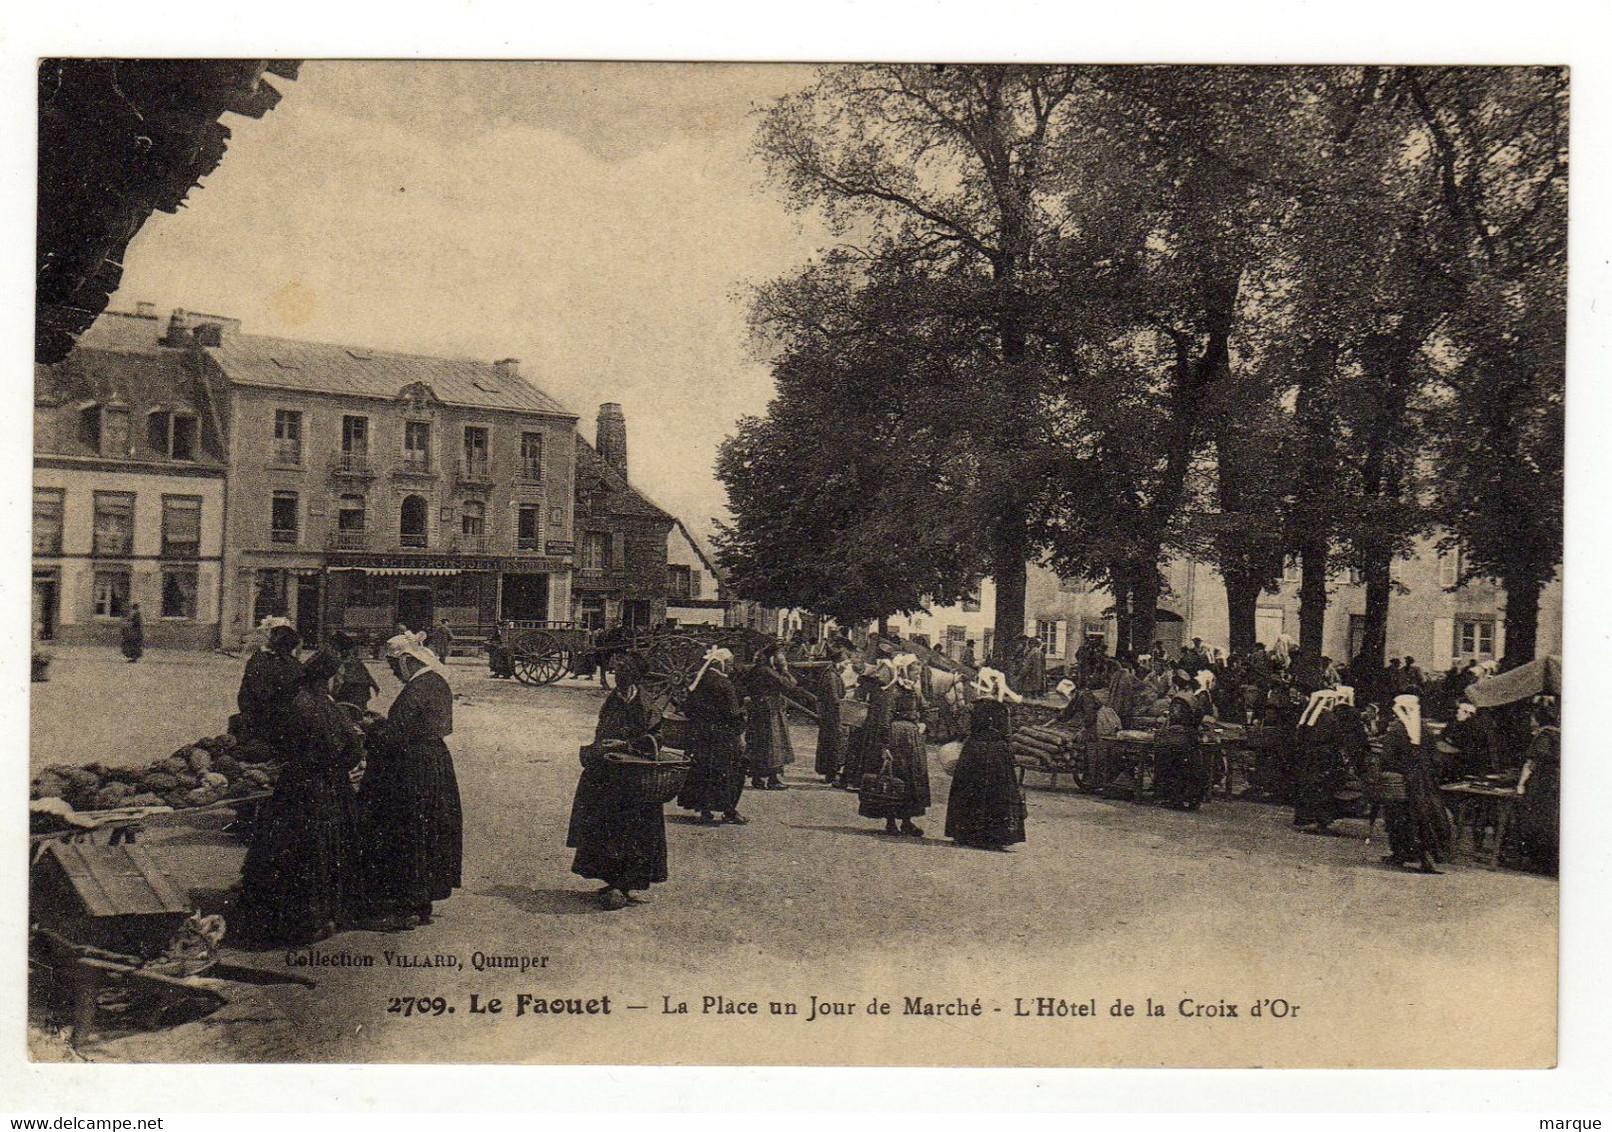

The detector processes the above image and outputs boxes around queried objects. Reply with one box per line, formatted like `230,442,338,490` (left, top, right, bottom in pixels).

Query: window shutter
1054,619,1066,659
1494,618,1506,663
1432,616,1454,671
611,531,626,570
691,568,702,598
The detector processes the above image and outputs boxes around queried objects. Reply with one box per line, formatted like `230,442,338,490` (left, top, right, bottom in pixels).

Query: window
581,531,610,572
101,407,130,458
519,432,544,480
341,415,369,454
1059,575,1089,594
171,414,196,460
460,500,486,548
92,492,135,556
399,494,429,548
148,412,197,460
1345,567,1364,586
270,491,299,544
403,421,432,472
93,570,130,618
161,567,198,619
667,564,693,598
161,496,202,558
517,505,542,551
1455,617,1497,660
337,493,367,531
462,426,489,479
1439,547,1462,589
273,409,303,464
1283,556,1301,584
1036,618,1066,659
33,488,64,555
80,406,102,452
945,626,968,658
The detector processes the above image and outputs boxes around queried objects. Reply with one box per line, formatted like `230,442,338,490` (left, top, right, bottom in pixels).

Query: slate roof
205,332,577,418
575,438,674,524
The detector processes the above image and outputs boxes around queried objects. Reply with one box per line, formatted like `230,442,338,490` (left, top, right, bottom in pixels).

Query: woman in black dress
814,647,849,783
858,655,931,837
1153,691,1214,810
567,654,670,909
944,696,1027,850
356,632,464,928
675,647,749,825
237,649,363,945
743,643,797,791
1380,694,1454,873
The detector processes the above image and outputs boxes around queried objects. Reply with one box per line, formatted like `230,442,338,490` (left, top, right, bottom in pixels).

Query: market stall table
1440,781,1522,867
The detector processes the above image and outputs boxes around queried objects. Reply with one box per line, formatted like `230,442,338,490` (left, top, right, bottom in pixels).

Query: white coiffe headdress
385,630,445,677
1392,694,1422,746
688,646,734,692
972,666,1024,703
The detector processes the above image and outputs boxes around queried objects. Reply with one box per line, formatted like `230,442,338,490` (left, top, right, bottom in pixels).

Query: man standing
120,603,144,663
425,618,455,663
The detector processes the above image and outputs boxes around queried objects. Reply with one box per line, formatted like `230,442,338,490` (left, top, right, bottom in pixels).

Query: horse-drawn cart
498,622,810,716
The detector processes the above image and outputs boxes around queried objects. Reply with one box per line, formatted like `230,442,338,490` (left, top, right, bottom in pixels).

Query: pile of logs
1009,724,1083,770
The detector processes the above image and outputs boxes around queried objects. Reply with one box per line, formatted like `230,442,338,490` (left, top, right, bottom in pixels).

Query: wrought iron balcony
452,533,490,554
458,456,493,485
328,530,370,551
399,532,429,549
515,536,543,553
517,458,544,482
330,452,375,477
395,455,435,477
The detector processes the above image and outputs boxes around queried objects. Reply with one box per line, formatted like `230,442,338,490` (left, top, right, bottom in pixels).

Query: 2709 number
387,996,453,1017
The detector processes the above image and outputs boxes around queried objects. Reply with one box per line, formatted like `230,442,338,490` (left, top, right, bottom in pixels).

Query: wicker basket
602,739,692,806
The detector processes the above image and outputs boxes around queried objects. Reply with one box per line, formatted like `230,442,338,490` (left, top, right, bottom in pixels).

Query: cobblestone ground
28,647,1557,1068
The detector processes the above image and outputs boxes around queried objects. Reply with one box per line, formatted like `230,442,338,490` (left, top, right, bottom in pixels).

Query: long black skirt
815,709,845,777
238,766,357,943
944,736,1026,847
676,732,746,813
357,737,463,913
1154,740,1213,809
858,721,931,820
567,768,668,892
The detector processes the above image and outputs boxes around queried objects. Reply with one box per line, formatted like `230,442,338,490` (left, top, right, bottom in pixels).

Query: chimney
494,358,520,379
135,301,156,319
163,308,190,347
193,323,224,348
596,403,628,479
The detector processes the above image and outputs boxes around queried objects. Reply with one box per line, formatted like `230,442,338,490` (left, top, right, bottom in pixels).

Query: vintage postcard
24,58,1564,1071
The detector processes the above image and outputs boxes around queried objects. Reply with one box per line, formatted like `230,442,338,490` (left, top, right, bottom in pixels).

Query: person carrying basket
567,652,671,909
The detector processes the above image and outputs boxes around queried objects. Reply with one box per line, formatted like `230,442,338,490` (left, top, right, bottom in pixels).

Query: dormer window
147,410,198,461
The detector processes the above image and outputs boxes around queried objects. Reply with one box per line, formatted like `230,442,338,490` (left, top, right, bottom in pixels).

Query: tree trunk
990,507,1028,662
1358,547,1392,673
1499,569,1542,671
1298,538,1329,655
1131,564,1160,660
1109,568,1131,660
1223,570,1263,655
877,615,890,639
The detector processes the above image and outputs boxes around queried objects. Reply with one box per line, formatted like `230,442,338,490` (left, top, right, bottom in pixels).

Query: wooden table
1440,783,1522,867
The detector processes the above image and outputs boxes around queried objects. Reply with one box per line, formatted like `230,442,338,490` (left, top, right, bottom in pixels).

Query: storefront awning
330,566,461,577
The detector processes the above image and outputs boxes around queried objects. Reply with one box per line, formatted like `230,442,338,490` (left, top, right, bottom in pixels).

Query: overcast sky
111,60,830,542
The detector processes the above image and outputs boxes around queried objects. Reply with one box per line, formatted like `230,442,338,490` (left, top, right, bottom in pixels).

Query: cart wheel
513,651,543,685
531,648,569,686
642,635,707,716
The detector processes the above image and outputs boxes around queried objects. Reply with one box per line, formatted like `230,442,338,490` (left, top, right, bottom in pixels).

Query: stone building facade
32,308,228,648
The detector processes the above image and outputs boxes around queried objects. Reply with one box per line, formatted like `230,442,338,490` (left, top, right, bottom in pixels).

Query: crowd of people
232,619,463,945
222,615,1557,938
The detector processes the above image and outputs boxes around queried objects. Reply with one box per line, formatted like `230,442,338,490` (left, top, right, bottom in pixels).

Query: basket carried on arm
859,751,908,807
580,735,691,806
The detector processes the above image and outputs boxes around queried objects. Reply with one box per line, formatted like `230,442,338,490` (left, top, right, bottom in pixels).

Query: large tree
756,65,1090,648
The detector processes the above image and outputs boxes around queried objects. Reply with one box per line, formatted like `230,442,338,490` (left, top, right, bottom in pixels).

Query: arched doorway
400,494,428,549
